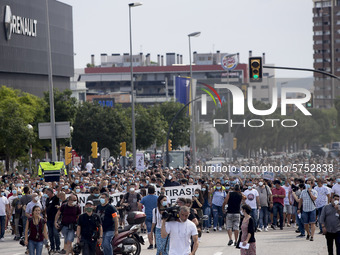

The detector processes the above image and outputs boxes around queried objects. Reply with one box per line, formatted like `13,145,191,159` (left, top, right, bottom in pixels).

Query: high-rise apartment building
313,0,340,108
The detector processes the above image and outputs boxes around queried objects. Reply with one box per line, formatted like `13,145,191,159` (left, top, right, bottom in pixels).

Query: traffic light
65,146,72,165
306,93,313,108
249,57,263,82
120,142,126,157
91,142,98,158
233,138,237,150
168,139,172,151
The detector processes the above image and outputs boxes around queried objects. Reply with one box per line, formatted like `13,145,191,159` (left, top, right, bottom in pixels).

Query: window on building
315,40,322,44
315,1,331,7
252,86,256,89
315,58,323,63
261,98,269,102
315,31,323,35
79,92,86,102
261,85,269,89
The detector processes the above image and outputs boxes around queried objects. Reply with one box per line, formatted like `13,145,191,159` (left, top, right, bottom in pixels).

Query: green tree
0,86,45,171
135,105,167,149
158,101,190,149
72,103,131,158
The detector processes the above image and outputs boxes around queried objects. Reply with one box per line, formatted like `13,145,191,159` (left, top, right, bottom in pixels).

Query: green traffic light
253,75,259,79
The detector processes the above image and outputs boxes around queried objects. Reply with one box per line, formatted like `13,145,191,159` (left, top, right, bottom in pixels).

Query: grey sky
61,0,313,78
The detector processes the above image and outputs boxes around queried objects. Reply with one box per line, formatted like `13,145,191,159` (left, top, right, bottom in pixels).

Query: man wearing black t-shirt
222,184,244,246
77,201,103,255
45,188,61,253
96,192,118,255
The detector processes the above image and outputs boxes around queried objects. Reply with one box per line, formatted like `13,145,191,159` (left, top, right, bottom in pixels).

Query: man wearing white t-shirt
331,178,340,196
161,206,198,255
243,181,260,229
0,188,9,241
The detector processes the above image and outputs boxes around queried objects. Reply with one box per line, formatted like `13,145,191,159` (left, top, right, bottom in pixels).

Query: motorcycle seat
118,225,133,233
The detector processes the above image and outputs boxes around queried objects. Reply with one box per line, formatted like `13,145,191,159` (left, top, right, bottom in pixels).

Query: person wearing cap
45,188,61,253
76,201,103,255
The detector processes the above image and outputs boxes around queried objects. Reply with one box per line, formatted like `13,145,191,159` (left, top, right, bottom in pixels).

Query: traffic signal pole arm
263,65,340,82
166,97,201,167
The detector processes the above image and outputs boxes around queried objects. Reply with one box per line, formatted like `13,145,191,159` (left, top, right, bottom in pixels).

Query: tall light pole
188,31,200,169
129,2,142,168
45,0,57,161
27,124,33,174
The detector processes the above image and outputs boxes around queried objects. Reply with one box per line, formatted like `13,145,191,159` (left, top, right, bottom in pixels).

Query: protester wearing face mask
121,183,142,212
76,201,103,255
331,178,340,196
151,195,169,255
320,194,340,255
298,180,318,241
200,184,211,233
12,190,23,240
95,193,118,255
211,182,227,231
25,192,42,218
86,187,101,207
0,188,9,242
55,194,81,255
243,180,260,230
255,180,272,232
45,188,61,253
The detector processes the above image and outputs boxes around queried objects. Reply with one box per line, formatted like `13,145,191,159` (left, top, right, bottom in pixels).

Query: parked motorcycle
96,211,146,255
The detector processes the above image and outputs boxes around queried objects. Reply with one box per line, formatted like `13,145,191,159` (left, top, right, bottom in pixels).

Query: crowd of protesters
0,154,339,255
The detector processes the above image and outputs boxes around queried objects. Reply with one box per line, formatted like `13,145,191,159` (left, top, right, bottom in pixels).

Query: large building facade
0,0,74,97
81,51,275,106
313,0,340,108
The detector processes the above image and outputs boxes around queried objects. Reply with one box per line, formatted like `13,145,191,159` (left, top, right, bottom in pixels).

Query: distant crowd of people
0,154,339,255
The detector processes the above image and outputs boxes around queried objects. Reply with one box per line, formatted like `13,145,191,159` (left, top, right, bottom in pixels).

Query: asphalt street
0,226,329,254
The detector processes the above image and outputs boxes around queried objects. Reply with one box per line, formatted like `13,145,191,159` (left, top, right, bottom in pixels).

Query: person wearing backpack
96,192,118,255
76,201,103,255
24,205,49,255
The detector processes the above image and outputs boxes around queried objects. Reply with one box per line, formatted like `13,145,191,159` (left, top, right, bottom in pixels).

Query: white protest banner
73,185,201,213
136,152,145,172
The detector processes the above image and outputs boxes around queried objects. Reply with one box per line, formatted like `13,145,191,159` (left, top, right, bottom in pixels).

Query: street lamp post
27,124,33,174
45,0,57,162
188,31,200,169
129,2,142,168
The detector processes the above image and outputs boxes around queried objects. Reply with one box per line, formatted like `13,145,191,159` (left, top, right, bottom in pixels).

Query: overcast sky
60,0,314,78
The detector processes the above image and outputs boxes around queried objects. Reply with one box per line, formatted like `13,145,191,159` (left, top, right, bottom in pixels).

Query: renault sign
4,5,37,40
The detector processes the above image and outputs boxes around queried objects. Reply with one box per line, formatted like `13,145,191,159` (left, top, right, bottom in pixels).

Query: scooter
96,211,146,255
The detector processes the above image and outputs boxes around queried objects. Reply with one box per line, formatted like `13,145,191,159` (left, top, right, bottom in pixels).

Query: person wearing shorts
298,183,318,241
283,204,292,226
140,186,158,250
55,194,81,254
223,184,243,246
